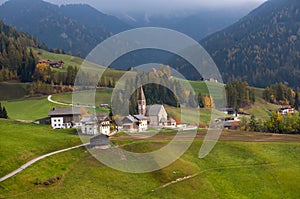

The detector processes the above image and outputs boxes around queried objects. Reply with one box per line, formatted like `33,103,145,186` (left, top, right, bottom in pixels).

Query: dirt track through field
111,131,300,143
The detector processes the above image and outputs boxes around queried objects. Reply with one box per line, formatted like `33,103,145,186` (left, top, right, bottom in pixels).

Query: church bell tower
138,86,146,115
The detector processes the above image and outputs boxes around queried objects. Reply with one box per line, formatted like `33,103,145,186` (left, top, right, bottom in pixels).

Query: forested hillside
0,0,130,57
0,20,38,82
201,0,300,87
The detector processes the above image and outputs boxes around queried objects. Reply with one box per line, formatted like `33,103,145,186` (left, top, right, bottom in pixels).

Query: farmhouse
90,133,110,149
278,106,294,115
80,114,110,135
220,108,235,115
214,117,240,129
49,60,64,69
48,108,82,129
38,59,64,69
122,114,148,132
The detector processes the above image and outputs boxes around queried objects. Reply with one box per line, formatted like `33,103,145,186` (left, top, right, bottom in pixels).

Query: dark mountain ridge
201,0,300,87
0,0,130,56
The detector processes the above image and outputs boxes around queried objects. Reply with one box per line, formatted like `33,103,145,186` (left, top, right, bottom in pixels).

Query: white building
48,108,82,129
122,115,148,132
146,104,168,126
80,114,110,135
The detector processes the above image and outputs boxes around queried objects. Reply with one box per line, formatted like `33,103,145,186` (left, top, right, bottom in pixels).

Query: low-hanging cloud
11,0,266,14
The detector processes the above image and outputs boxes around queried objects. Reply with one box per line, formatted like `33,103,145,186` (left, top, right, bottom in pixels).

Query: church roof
124,115,138,123
138,86,146,101
134,114,148,120
81,114,109,123
146,104,165,116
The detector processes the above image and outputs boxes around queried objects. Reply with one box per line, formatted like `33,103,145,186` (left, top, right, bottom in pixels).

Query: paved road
0,143,89,183
48,95,96,108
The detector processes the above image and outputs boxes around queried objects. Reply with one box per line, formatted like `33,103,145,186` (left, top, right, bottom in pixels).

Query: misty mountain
0,0,130,56
0,20,40,82
199,0,300,87
118,7,254,41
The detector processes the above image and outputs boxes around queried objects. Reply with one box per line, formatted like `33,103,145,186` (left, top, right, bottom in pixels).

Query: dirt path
111,131,300,143
47,95,96,108
48,95,73,106
0,143,88,183
152,162,278,192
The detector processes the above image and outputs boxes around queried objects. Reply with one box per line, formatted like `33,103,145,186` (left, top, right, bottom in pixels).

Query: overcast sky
0,0,267,14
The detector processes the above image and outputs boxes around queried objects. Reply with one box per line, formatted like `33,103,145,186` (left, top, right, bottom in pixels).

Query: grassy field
245,87,281,119
0,120,81,177
0,82,30,101
0,135,299,198
2,97,68,121
34,49,128,80
52,88,113,106
34,49,83,71
166,105,226,125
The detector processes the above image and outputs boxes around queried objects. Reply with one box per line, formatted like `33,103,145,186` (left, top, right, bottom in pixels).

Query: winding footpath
47,95,96,108
0,143,89,183
48,95,73,106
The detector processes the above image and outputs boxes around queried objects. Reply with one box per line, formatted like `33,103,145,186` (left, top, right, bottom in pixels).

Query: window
58,119,60,122
54,119,56,122
54,124,56,127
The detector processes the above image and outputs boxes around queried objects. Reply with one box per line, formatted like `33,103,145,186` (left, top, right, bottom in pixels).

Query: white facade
138,119,148,132
100,121,110,135
51,117,73,129
80,115,110,135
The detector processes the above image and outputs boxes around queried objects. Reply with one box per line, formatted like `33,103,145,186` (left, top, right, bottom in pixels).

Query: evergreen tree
295,92,299,110
0,102,3,118
2,106,8,119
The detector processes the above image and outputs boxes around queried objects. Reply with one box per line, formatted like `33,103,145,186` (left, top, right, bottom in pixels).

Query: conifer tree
2,106,8,119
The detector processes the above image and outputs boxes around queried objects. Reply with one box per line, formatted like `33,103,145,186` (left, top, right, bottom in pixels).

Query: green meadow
0,130,299,198
0,120,81,177
0,82,30,101
2,97,68,121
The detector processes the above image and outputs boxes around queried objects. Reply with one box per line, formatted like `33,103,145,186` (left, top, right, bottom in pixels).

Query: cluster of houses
47,86,177,136
278,105,295,115
38,59,65,69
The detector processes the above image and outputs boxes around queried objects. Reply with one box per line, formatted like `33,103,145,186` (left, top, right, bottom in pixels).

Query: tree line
225,80,255,110
240,113,300,134
0,102,8,119
110,66,215,116
263,83,299,109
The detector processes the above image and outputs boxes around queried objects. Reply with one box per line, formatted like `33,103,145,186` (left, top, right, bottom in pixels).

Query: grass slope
0,82,30,100
52,88,113,106
0,120,81,177
0,139,299,198
2,97,68,121
35,49,128,80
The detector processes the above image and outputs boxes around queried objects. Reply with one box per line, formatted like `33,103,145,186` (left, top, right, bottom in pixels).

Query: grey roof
81,114,109,123
133,114,148,120
146,104,165,116
167,118,176,123
49,108,81,116
138,86,146,101
160,117,167,123
124,115,138,123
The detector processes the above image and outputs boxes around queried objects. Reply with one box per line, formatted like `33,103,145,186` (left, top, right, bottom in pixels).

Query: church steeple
138,86,146,115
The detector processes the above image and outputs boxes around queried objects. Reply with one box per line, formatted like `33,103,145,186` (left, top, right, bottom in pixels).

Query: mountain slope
0,0,130,57
0,20,39,82
201,0,300,87
118,8,251,41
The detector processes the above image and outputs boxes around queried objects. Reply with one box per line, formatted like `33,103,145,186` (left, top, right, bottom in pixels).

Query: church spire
138,86,146,115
